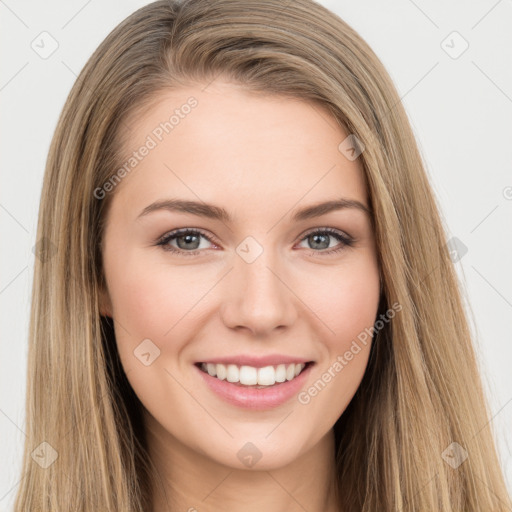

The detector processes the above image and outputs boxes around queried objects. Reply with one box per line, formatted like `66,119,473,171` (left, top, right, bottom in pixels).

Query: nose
220,247,298,336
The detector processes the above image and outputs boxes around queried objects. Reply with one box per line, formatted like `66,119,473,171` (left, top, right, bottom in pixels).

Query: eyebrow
137,197,372,223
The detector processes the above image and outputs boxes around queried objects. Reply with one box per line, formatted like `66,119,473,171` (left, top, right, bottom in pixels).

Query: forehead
110,80,368,221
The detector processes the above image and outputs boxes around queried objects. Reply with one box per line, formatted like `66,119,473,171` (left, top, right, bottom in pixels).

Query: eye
296,227,354,255
156,228,217,256
155,227,354,257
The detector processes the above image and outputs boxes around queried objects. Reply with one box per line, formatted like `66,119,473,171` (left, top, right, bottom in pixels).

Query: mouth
195,361,315,389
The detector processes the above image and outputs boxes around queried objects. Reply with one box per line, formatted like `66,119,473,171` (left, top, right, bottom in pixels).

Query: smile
197,362,312,388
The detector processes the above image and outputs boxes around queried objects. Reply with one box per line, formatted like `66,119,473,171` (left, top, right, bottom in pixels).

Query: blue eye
298,227,354,255
156,227,354,256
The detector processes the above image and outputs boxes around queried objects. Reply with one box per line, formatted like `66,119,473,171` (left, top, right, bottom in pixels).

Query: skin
99,78,381,512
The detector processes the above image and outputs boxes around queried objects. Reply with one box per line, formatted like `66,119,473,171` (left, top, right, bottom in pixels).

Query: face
99,79,381,471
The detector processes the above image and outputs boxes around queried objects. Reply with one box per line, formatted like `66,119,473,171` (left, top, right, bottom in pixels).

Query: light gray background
1,1,511,509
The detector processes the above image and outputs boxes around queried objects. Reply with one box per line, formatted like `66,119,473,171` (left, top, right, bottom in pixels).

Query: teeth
239,365,258,385
257,365,275,386
216,363,227,380
200,362,307,386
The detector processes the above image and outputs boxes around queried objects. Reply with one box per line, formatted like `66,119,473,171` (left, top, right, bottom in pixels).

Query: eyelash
155,227,354,257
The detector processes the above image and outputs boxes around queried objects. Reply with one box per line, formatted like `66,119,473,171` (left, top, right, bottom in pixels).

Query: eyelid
298,226,353,241
156,227,219,245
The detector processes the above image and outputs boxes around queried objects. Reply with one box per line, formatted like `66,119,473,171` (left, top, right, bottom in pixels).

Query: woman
15,0,511,510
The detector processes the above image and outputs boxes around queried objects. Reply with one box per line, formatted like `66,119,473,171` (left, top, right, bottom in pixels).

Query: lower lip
194,363,314,410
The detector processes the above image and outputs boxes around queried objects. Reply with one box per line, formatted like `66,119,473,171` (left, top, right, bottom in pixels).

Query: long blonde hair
15,0,511,510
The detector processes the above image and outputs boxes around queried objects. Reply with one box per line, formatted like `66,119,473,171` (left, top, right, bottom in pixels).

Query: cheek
293,253,380,416
104,247,226,396
105,253,201,412
296,291,378,430
107,251,207,341
298,256,380,416
301,253,380,351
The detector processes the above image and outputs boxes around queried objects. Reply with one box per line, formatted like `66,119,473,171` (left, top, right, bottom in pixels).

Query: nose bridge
237,249,280,302
221,237,296,334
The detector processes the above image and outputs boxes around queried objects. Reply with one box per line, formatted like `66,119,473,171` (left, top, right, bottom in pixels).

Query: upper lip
197,354,314,368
